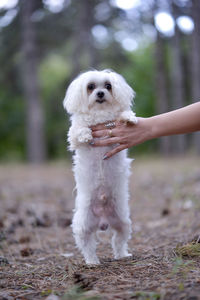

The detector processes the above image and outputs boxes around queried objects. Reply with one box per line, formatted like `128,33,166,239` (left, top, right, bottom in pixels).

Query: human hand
90,117,151,159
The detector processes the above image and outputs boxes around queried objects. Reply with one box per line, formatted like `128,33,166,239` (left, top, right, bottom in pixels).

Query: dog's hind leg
75,230,99,264
72,211,100,264
111,220,132,259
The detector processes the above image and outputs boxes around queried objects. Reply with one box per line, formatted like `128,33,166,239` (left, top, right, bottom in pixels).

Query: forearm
91,102,200,159
148,102,200,140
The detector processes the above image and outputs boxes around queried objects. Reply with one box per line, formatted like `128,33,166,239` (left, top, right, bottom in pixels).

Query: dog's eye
105,83,112,90
87,83,95,91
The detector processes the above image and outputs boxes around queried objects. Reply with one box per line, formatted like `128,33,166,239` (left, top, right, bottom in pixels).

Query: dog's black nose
97,91,104,98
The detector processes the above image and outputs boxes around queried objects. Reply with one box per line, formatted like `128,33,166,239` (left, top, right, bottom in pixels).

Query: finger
91,123,107,131
91,137,121,147
92,129,108,138
91,120,119,131
103,144,127,160
92,127,118,138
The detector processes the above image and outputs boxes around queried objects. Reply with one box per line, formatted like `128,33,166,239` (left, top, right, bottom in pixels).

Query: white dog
63,70,137,264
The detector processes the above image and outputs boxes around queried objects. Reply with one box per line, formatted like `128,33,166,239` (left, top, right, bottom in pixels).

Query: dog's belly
90,185,118,231
74,146,132,231
75,145,122,189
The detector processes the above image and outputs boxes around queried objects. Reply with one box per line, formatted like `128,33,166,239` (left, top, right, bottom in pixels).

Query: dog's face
86,72,114,108
63,70,135,114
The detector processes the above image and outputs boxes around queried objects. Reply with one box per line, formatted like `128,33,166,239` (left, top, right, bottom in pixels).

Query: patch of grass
131,291,161,300
170,256,194,292
172,257,194,278
178,282,184,292
175,242,200,257
21,284,34,290
62,286,101,300
41,289,54,296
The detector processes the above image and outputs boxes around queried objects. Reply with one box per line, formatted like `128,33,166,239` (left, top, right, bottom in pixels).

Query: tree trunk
155,33,171,154
170,3,187,153
21,0,46,163
191,0,200,153
71,0,98,78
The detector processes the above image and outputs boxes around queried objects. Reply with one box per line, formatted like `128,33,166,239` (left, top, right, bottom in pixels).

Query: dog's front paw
77,128,93,144
119,111,138,124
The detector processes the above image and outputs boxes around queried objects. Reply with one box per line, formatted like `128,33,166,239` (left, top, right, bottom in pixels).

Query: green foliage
39,53,71,99
175,243,200,257
39,52,71,158
0,90,25,161
172,257,194,276
126,45,156,118
123,45,157,155
170,257,194,293
131,291,161,300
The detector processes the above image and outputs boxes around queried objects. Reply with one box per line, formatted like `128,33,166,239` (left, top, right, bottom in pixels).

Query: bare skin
91,102,200,159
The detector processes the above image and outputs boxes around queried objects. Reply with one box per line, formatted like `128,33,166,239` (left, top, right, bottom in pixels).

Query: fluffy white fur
63,70,137,264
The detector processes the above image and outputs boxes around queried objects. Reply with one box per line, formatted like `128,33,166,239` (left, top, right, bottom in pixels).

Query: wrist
142,117,158,141
136,117,156,143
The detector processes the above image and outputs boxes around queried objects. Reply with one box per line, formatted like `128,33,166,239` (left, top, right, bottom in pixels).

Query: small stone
0,256,9,266
161,208,170,216
57,217,72,228
45,294,60,300
20,247,34,257
19,236,31,243
0,230,6,241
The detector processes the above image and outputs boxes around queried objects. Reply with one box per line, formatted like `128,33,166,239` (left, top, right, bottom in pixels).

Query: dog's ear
63,76,88,114
111,72,135,110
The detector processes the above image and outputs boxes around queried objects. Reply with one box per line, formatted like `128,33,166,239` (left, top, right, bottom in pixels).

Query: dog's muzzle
96,99,106,104
96,91,106,104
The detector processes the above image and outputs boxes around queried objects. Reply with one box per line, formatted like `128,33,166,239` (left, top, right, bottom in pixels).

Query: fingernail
103,155,108,160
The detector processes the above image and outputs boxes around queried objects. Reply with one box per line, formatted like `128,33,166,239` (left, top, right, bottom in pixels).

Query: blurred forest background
0,0,200,163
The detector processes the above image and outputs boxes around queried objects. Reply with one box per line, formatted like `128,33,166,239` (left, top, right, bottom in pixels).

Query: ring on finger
108,129,113,137
105,122,116,129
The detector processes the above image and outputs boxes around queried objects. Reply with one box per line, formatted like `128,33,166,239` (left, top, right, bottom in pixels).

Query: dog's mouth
96,99,106,104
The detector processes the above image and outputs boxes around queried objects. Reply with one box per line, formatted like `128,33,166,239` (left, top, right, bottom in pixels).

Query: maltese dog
63,70,137,264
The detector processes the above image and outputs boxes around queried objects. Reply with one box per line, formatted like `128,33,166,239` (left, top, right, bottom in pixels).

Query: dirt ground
0,156,200,300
